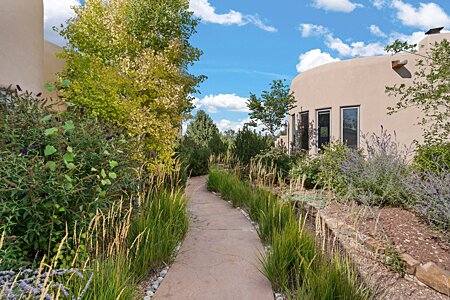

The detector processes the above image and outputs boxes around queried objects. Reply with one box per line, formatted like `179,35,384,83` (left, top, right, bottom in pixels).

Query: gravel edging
140,243,182,300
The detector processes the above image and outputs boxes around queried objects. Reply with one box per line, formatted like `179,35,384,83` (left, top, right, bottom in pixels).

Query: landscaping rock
146,291,154,297
143,296,151,300
364,237,386,255
400,253,420,275
416,262,450,296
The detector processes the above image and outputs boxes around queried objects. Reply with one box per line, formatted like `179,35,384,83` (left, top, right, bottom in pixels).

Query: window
299,112,309,151
317,109,331,151
341,107,359,148
291,114,296,146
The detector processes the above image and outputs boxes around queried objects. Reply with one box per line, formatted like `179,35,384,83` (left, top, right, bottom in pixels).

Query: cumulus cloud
296,49,340,73
325,34,386,57
372,0,387,9
391,0,450,29
193,94,250,113
44,0,80,46
216,118,266,133
389,31,426,46
189,0,277,32
369,25,387,37
312,0,363,13
299,23,329,37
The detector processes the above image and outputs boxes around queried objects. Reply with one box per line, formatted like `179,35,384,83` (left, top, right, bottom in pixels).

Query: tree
179,110,226,176
246,79,296,139
385,39,450,145
59,0,204,166
233,126,272,166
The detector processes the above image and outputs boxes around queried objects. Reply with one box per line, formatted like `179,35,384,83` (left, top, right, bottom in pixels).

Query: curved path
155,176,273,300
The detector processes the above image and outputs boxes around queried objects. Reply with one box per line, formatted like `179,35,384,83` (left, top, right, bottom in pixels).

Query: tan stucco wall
289,33,450,153
0,0,44,93
43,41,66,101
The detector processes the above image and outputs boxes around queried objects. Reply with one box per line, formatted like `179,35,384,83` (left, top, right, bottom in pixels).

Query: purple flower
21,146,28,155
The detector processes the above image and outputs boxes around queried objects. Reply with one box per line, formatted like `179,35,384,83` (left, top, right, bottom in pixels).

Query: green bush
414,142,450,174
0,89,141,269
316,141,353,192
232,126,271,166
290,155,321,189
252,147,291,179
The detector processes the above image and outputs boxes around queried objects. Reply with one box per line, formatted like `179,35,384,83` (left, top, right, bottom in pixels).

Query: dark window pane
291,114,296,146
342,108,358,147
300,112,309,151
317,111,330,150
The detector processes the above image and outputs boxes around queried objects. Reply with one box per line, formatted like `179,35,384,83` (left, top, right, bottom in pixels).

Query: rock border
298,202,450,297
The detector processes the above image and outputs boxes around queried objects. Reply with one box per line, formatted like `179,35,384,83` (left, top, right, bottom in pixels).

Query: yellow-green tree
59,0,204,166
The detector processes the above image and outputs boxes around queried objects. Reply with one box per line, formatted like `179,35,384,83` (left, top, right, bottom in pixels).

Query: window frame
299,111,309,151
316,108,332,152
340,106,360,148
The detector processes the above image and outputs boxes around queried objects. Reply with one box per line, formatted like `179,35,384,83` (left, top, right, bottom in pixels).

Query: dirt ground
320,201,449,299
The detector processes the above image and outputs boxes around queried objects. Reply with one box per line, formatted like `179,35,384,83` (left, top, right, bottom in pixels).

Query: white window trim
340,106,360,147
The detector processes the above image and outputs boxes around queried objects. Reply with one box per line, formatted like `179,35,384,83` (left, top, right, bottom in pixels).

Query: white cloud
391,0,450,29
312,0,363,13
372,0,387,9
369,24,387,37
299,23,329,37
389,31,426,46
216,118,266,133
189,0,277,32
325,34,386,57
296,49,340,72
44,0,80,46
194,94,250,113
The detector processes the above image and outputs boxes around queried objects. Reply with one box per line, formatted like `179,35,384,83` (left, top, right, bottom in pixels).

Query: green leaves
41,115,53,122
44,127,58,136
44,82,55,92
63,121,75,132
44,145,57,156
46,161,57,171
109,160,119,169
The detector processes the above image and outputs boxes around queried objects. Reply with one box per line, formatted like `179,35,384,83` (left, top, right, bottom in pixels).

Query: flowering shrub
404,165,450,231
337,131,412,206
0,88,142,269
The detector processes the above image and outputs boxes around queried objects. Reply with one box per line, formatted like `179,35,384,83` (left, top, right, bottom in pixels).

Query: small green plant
290,154,321,189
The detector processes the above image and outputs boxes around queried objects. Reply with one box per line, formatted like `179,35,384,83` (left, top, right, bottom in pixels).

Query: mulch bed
321,202,450,272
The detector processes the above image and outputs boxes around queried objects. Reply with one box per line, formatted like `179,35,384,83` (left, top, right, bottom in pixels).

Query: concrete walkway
155,176,274,300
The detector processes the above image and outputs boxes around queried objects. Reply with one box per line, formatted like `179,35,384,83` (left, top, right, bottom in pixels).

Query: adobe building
288,30,450,153
0,0,65,96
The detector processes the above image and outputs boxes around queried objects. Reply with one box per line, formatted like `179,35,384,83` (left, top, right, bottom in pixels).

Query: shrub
337,131,411,206
178,110,226,176
404,166,450,231
316,141,353,192
0,89,141,269
414,142,450,174
290,154,321,189
232,126,272,166
252,147,291,179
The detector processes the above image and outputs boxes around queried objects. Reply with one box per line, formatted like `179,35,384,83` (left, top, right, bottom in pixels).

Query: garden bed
294,195,450,299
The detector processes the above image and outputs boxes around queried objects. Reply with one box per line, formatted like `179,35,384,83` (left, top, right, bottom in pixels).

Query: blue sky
44,0,450,132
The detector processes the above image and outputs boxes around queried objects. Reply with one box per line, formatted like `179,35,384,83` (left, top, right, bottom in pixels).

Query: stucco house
288,30,450,154
0,0,64,96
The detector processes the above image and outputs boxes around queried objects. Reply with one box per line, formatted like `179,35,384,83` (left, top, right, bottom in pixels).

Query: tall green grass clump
208,167,372,300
